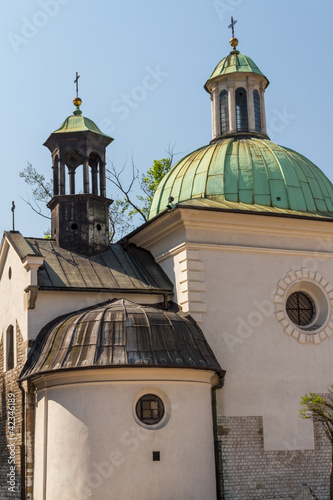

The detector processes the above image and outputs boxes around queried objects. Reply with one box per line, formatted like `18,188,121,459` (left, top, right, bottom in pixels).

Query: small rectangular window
6,326,14,371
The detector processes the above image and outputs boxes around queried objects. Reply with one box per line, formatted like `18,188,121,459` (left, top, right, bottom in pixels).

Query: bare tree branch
106,160,148,222
20,196,51,220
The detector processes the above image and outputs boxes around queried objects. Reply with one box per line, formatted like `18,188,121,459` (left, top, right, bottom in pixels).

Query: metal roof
149,137,333,220
53,114,111,138
204,50,269,92
20,299,223,379
5,232,173,294
176,198,333,219
43,102,113,149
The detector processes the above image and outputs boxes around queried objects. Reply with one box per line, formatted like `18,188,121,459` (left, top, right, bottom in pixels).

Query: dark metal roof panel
20,299,223,379
4,231,42,259
21,238,173,293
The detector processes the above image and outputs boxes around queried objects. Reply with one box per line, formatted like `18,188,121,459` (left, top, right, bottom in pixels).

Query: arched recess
253,89,261,133
235,87,248,132
219,90,229,135
6,325,14,371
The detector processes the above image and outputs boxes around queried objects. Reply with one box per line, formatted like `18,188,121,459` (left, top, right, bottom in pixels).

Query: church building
1,26,333,500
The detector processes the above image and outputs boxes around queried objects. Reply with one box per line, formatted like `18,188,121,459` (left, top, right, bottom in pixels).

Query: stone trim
274,269,333,344
178,249,206,324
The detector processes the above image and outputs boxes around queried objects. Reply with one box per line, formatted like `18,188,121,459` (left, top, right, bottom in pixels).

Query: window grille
136,394,164,425
286,292,315,326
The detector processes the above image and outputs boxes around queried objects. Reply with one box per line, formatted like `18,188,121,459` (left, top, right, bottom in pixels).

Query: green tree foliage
300,387,333,499
138,157,172,219
19,162,53,202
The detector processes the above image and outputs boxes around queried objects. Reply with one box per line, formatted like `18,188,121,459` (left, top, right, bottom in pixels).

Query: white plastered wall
28,291,166,339
32,368,217,500
0,239,30,364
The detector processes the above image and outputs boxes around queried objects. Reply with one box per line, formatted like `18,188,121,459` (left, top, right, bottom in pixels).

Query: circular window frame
132,388,170,430
274,269,333,344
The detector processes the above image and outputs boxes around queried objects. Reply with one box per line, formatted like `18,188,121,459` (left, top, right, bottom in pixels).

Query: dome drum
209,71,268,141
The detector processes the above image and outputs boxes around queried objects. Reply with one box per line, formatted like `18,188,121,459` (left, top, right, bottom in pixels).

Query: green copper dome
149,138,333,220
204,51,269,92
53,113,110,138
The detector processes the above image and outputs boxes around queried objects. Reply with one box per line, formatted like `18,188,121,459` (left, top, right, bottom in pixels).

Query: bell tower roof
44,98,113,151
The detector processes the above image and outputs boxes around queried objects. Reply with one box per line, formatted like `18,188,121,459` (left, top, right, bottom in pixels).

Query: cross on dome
228,16,237,38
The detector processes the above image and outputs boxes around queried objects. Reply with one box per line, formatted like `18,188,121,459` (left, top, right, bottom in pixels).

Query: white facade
130,208,333,452
32,368,218,500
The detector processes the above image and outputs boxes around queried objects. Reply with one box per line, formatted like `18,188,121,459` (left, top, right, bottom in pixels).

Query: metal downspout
212,372,225,500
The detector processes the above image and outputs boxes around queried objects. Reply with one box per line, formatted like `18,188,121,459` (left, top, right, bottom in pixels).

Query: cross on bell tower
43,79,114,255
74,72,80,98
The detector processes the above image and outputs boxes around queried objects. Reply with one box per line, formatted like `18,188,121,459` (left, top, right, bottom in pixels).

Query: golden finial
73,97,82,107
230,37,239,50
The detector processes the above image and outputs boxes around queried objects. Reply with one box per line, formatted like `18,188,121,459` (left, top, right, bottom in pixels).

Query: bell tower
44,89,114,255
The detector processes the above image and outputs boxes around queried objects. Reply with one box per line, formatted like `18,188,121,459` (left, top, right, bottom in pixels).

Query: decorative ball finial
73,97,82,116
230,37,239,50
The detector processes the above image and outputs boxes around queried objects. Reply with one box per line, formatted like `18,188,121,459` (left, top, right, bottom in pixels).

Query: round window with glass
135,394,164,426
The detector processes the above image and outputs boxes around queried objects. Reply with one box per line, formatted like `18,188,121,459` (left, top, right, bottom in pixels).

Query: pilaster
178,248,206,324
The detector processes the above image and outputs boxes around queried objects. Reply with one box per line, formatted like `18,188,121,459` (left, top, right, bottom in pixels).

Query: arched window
235,87,248,132
219,90,229,134
6,326,14,371
253,89,261,133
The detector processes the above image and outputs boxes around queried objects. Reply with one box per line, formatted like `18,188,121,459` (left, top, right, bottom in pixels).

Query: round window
136,394,164,426
286,291,315,327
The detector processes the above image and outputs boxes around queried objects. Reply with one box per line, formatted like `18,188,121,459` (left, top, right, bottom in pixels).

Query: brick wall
0,322,25,500
218,415,331,499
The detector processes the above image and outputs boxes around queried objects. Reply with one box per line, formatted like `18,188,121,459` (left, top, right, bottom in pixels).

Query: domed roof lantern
204,18,269,142
44,74,114,256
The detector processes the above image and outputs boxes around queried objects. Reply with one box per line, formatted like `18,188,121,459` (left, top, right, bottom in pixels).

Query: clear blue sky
1,0,332,237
